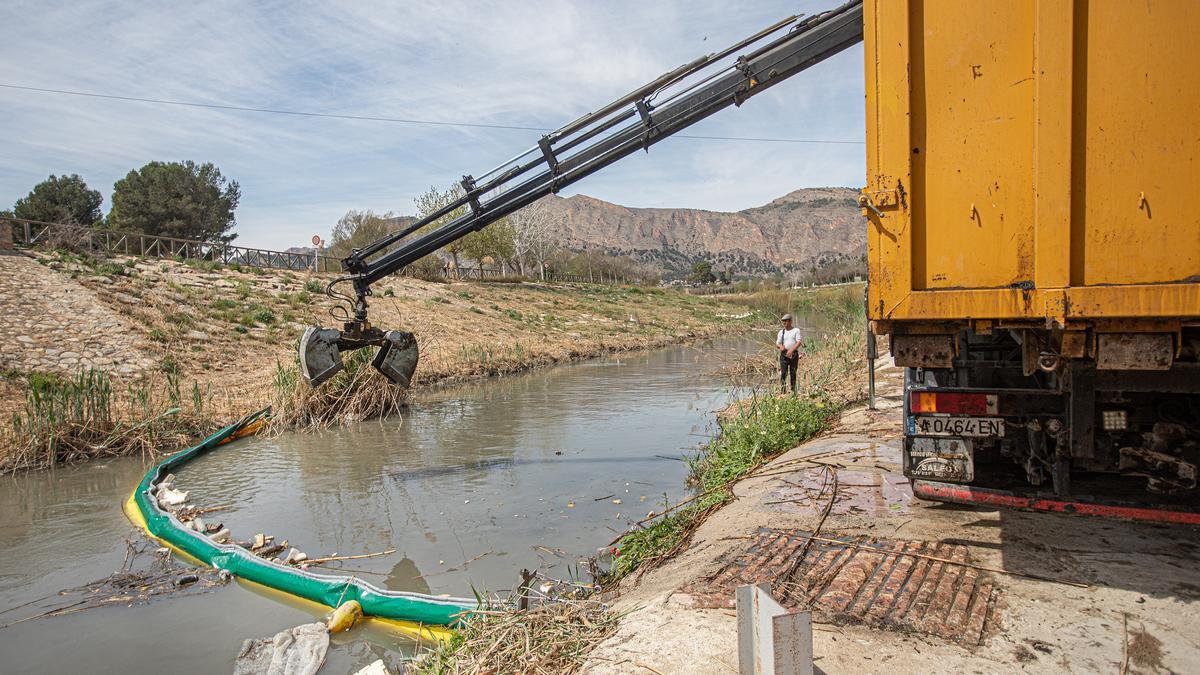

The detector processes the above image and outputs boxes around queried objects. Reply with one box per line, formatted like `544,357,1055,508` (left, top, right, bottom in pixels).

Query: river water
0,335,775,673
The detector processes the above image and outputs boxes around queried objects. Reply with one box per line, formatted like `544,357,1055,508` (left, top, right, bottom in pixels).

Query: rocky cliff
540,187,864,275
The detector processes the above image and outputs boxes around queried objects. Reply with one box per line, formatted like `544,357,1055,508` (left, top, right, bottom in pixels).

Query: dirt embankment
0,250,762,468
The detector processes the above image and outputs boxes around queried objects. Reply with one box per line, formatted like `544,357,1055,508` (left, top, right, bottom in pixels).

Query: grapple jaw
299,327,345,387
298,325,419,388
372,330,419,388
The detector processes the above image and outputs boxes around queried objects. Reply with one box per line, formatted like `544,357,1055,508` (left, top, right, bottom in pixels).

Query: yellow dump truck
862,0,1200,517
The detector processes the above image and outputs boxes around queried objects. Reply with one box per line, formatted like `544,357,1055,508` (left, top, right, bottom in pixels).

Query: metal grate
684,528,996,644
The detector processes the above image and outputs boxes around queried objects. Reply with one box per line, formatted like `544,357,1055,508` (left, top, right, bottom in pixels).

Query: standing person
777,314,804,393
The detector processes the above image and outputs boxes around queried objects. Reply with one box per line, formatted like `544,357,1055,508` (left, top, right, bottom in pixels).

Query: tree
13,174,103,226
460,217,516,274
109,161,240,242
328,210,400,259
414,184,468,275
689,260,716,285
507,198,561,278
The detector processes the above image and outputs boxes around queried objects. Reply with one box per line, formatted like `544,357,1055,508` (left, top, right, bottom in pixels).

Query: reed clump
269,347,406,430
1,368,214,473
413,600,619,675
722,283,863,325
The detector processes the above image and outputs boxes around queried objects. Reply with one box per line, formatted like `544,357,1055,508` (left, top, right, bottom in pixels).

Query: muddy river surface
0,335,780,673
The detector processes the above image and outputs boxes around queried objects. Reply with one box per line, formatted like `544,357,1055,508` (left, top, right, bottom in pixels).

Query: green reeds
2,368,213,473
725,283,864,327
455,341,528,375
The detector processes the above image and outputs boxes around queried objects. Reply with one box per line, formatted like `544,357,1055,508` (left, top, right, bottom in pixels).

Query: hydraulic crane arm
300,0,864,387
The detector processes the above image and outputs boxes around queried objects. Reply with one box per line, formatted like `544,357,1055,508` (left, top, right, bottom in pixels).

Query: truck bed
863,0,1199,329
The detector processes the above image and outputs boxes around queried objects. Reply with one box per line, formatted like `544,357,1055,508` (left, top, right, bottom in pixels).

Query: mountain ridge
540,186,865,276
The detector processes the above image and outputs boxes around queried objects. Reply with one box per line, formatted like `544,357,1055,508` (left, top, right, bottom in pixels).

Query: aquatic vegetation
1,368,213,473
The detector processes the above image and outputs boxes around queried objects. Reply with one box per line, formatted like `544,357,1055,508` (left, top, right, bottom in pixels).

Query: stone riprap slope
0,253,157,378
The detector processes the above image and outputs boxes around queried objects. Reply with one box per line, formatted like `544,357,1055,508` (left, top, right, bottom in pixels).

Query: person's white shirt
777,327,803,352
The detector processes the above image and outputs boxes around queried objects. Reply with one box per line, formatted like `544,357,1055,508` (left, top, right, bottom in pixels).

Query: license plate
909,415,1004,438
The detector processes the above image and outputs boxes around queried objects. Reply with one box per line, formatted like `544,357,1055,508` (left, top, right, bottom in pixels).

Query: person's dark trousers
779,351,799,393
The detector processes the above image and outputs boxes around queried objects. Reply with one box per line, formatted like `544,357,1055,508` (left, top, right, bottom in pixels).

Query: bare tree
508,198,561,280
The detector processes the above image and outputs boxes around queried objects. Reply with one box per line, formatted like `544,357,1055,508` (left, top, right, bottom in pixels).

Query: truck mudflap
912,480,1200,525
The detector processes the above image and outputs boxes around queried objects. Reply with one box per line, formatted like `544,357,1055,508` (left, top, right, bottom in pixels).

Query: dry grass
413,600,620,675
706,344,778,381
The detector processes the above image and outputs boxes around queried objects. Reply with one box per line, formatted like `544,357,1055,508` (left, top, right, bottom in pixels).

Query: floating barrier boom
126,409,475,632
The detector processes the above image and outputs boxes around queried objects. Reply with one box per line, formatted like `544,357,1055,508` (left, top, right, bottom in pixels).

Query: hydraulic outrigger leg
298,1,864,388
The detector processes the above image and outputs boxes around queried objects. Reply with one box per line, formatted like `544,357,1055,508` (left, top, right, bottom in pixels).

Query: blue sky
0,1,865,250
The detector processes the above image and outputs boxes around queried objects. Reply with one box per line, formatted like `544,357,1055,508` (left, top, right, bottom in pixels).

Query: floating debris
234,622,329,675
0,538,230,629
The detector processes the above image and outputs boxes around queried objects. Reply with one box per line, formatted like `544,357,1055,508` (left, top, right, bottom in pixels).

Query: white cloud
0,0,865,249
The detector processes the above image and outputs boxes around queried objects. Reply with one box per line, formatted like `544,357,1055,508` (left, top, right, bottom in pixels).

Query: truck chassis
897,325,1200,520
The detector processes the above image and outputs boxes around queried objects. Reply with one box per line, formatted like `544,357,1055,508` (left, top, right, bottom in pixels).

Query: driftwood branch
305,548,396,565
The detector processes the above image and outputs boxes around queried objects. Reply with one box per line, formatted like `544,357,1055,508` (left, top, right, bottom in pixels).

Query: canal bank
415,294,871,673
0,250,767,473
418,295,1200,674
580,354,1200,674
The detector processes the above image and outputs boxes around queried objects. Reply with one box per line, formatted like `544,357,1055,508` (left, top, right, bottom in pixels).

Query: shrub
94,262,127,277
